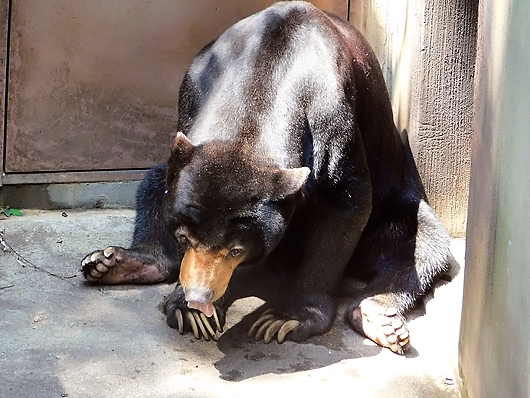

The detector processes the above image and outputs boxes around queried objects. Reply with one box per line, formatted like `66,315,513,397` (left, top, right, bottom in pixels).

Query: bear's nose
184,286,215,304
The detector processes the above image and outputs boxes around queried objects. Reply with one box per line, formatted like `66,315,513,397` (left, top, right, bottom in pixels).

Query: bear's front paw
164,286,225,341
249,296,335,343
348,298,410,355
248,309,300,343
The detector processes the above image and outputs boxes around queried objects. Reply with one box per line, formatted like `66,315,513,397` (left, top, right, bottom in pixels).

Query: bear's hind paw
81,246,123,282
81,246,166,284
348,299,410,355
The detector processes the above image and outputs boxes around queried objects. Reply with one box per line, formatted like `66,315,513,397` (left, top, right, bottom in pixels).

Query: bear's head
163,132,310,316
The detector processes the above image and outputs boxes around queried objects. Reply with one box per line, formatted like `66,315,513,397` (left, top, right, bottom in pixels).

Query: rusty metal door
1,0,350,184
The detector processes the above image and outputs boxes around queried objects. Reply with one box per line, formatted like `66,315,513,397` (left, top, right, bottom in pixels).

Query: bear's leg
81,164,181,285
346,199,451,354
250,193,372,343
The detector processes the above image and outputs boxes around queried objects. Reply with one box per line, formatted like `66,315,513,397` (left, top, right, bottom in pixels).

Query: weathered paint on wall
459,0,530,396
355,0,478,237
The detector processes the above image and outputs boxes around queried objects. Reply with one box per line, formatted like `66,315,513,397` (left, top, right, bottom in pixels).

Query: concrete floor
0,210,464,398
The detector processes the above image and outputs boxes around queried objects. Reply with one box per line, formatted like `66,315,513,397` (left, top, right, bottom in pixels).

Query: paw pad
81,247,120,282
350,301,410,355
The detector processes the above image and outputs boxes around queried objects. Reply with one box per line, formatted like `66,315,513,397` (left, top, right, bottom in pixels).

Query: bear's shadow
212,296,418,382
212,258,460,382
213,304,378,381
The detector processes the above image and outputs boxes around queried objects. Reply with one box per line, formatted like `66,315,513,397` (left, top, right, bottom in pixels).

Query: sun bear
81,1,452,354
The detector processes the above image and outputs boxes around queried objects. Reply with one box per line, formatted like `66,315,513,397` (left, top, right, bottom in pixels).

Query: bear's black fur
82,1,451,354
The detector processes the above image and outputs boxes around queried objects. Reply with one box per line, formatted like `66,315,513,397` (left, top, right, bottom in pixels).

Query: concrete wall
353,0,478,237
459,0,530,397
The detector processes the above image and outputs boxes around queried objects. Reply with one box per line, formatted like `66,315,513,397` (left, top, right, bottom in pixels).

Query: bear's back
179,1,416,200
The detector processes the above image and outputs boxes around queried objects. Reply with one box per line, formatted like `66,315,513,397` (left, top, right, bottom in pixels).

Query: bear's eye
176,233,189,246
229,248,243,258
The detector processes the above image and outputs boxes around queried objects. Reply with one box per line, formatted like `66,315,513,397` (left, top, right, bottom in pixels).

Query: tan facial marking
179,247,244,301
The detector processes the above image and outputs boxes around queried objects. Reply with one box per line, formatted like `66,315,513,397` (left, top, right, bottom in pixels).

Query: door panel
5,0,349,174
0,0,8,177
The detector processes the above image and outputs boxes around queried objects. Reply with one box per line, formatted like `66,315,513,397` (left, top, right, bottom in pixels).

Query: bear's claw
248,309,301,343
173,308,223,341
164,284,225,341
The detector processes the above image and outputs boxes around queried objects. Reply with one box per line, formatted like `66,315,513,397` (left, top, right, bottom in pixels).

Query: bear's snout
179,246,245,306
184,286,216,317
184,285,214,304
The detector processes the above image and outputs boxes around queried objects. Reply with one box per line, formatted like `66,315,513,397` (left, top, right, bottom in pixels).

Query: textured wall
459,0,530,397
355,0,478,237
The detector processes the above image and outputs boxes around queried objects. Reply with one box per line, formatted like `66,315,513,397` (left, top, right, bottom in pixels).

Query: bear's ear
167,132,194,186
272,167,311,200
171,132,194,161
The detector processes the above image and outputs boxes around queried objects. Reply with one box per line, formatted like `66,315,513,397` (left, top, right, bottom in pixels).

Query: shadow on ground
212,299,383,382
